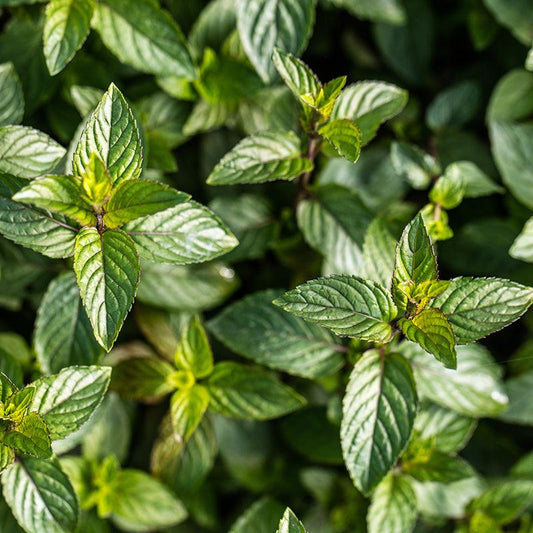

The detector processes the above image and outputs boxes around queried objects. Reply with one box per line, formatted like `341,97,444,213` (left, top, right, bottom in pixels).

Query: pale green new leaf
207,131,311,185
0,175,77,258
170,385,210,441
443,161,503,198
30,365,111,439
92,0,195,79
80,153,112,206
74,228,140,350
237,0,316,82
43,0,94,76
124,201,238,264
3,413,51,458
510,217,533,263
429,172,465,209
0,445,14,474
208,290,343,378
104,180,189,228
73,84,142,186
13,175,95,226
430,277,533,343
367,475,417,533
0,63,24,126
207,361,306,420
0,126,65,179
5,387,34,424
341,350,417,494
174,315,213,379
272,48,321,100
275,275,398,342
404,451,475,483
276,508,307,533
2,456,78,533
319,119,361,163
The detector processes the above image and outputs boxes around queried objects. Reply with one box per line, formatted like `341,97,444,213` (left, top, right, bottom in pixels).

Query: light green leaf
5,386,34,424
429,172,464,210
0,126,65,179
483,0,533,45
367,475,417,533
404,451,474,483
332,0,405,24
80,153,112,206
174,315,213,379
170,385,210,441
399,308,456,369
104,181,189,228
276,508,307,533
207,361,306,420
391,141,440,190
209,290,343,379
229,497,285,533
319,119,361,163
0,63,24,126
207,131,311,186
92,0,195,79
527,45,533,70
124,200,237,264
402,342,508,417
332,81,408,144
2,456,78,533
73,84,142,186
429,277,533,343
272,48,321,101
442,161,503,198
13,175,95,226
275,275,398,342
487,69,533,122
30,365,111,440
341,350,417,495
392,213,438,309
74,228,140,350
0,445,15,475
499,370,533,426
510,217,533,263
3,413,51,458
361,218,397,287
237,0,315,82
0,175,77,258
70,85,104,118
43,0,94,76
183,99,236,137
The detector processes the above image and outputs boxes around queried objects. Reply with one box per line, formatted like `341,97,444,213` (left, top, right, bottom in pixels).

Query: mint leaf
208,290,344,378
229,498,285,533
30,365,111,439
92,0,195,79
124,201,238,264
333,0,405,24
80,153,112,206
104,180,189,228
74,228,140,350
207,131,312,185
275,275,398,343
510,217,533,263
2,456,78,533
498,370,533,426
237,0,315,82
0,446,14,474
391,141,440,190
442,161,503,198
318,119,361,163
13,175,95,226
2,413,52,458
174,315,213,379
429,172,465,209
361,218,397,287
70,85,104,118
207,361,306,420
483,0,533,45
170,385,210,441
272,48,321,101
0,63,24,126
367,475,417,533
429,277,533,343
73,84,142,186
43,0,94,76
0,126,65,179
276,508,307,533
341,350,417,494
404,451,474,483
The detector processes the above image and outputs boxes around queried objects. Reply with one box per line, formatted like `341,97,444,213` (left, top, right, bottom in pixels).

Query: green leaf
391,141,440,190
74,228,140,351
3,413,51,458
209,290,343,378
13,175,95,226
367,475,417,533
207,131,311,186
207,361,305,420
43,0,94,76
429,172,465,210
174,315,213,379
0,445,14,473
272,48,321,101
333,0,405,24
361,218,397,287
392,213,438,309
124,201,238,264
92,0,195,79
442,161,503,198
399,309,456,369
402,342,508,417
170,385,210,441
332,81,408,144
275,275,398,343
80,153,112,206
429,277,533,343
70,85,104,118
318,119,361,163
403,451,474,483
341,350,417,495
0,175,77,258
73,84,142,186
276,508,308,533
229,497,285,533
104,181,189,228
5,386,35,423
2,456,78,533
483,0,533,45
237,0,315,82
510,217,533,263
0,63,24,126
499,370,533,426
30,365,111,440
107,469,187,531
0,126,65,179
487,69,533,122
0,373,16,404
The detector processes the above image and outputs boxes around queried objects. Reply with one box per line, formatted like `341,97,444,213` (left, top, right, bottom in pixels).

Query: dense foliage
0,0,533,531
